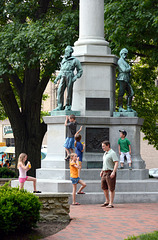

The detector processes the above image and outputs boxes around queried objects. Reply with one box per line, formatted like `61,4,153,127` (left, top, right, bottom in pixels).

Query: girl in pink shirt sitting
17,153,41,193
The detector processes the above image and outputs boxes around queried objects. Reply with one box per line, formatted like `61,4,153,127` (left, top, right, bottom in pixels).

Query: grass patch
125,231,158,240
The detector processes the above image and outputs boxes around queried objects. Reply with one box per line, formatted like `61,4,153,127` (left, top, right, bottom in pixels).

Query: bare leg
78,163,82,178
103,189,110,204
26,176,37,191
70,148,74,153
19,182,24,190
109,190,115,205
72,184,77,204
65,148,70,157
77,179,86,193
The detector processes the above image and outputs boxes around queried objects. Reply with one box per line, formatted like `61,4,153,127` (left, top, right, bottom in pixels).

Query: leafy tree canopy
0,0,79,174
0,0,79,78
104,0,158,149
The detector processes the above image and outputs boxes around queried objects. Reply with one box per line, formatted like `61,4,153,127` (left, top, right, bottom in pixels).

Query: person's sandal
106,204,114,208
101,202,109,207
72,202,80,205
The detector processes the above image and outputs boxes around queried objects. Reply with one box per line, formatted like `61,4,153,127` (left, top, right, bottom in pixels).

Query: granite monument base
11,115,158,204
113,112,138,117
51,110,80,116
38,115,146,177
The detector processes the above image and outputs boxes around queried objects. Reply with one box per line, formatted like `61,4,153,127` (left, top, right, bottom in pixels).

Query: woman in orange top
70,153,86,205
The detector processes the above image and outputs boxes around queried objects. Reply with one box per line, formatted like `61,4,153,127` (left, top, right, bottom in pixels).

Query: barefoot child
74,134,85,177
70,153,86,205
17,153,41,193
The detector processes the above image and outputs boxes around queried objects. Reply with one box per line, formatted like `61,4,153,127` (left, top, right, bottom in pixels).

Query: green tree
0,0,79,175
104,0,158,148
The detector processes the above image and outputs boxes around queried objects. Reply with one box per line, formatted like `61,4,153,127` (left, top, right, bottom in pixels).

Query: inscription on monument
86,128,109,153
86,98,110,111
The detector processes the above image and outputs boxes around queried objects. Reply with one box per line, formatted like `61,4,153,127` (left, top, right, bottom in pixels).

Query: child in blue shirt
75,134,85,177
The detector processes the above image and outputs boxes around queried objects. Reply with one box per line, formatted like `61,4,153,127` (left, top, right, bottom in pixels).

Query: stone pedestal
72,54,117,117
40,116,145,172
51,110,80,116
113,112,138,117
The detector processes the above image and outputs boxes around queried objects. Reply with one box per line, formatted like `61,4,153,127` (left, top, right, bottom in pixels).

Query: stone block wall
0,178,18,186
37,193,71,222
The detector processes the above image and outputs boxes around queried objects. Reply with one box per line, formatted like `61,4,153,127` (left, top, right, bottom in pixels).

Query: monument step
42,160,145,170
36,168,149,180
70,192,158,204
10,179,158,204
41,160,66,169
11,179,158,193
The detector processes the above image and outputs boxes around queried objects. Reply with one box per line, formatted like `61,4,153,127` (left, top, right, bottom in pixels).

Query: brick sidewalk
43,203,158,240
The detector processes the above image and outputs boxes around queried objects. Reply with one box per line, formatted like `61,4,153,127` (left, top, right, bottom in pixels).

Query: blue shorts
70,177,80,184
64,137,75,149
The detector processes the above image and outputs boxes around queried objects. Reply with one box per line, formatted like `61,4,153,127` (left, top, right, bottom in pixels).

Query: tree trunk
0,67,48,177
14,121,47,176
72,0,79,10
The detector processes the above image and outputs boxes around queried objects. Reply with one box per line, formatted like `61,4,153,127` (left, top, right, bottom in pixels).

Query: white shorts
120,152,131,163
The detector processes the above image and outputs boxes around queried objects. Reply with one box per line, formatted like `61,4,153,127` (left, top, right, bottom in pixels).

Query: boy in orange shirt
70,153,86,205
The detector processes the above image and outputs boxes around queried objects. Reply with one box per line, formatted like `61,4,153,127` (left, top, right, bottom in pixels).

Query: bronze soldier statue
54,46,83,111
117,48,135,112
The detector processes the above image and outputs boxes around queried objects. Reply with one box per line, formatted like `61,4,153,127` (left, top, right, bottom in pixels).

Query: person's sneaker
65,155,70,161
129,166,132,170
120,166,124,169
33,191,41,193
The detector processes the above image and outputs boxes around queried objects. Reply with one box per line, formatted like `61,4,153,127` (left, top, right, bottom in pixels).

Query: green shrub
0,183,41,234
125,231,158,239
0,167,17,178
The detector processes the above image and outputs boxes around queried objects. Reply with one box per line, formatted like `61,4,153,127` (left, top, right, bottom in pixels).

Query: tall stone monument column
73,0,117,117
75,0,109,48
71,0,145,169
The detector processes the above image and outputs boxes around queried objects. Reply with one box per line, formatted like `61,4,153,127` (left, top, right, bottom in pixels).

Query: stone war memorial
12,0,158,204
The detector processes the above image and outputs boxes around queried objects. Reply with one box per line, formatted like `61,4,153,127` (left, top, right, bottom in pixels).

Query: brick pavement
43,203,158,240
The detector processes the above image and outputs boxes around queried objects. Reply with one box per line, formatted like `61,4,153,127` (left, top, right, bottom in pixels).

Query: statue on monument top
54,46,83,111
117,48,136,113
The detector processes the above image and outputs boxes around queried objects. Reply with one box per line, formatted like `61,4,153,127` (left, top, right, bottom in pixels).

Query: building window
6,138,15,147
